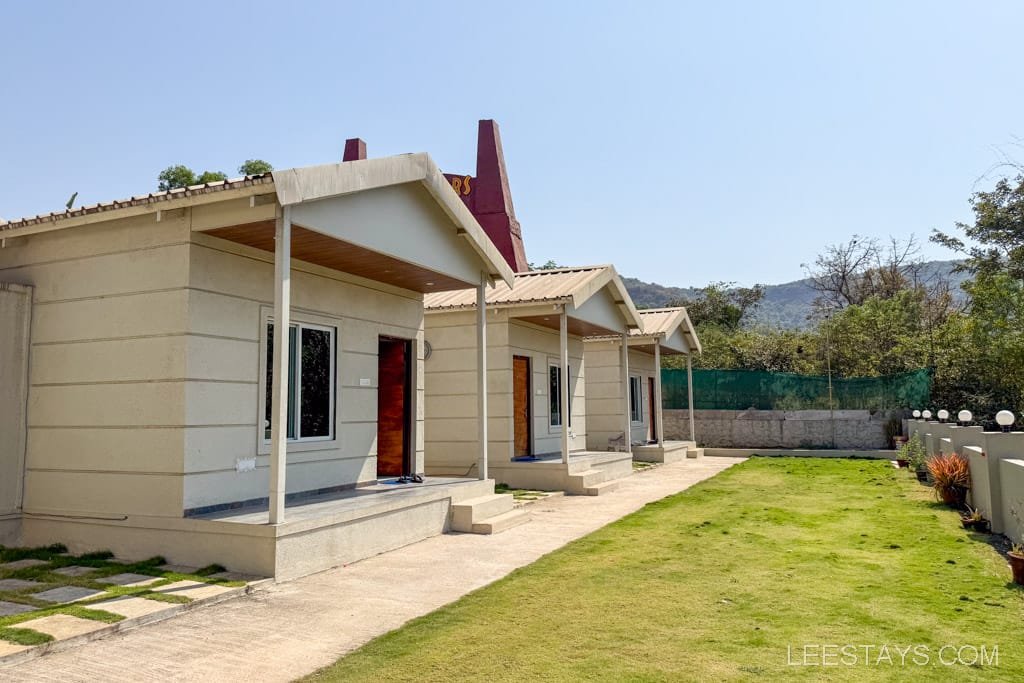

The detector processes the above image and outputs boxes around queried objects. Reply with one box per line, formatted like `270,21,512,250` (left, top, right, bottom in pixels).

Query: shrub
898,434,929,471
927,453,970,495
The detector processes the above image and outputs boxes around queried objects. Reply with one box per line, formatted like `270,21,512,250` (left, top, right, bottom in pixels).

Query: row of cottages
423,279,703,494
0,149,531,580
0,120,703,580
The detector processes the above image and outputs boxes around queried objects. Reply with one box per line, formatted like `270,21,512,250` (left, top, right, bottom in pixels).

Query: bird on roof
65,192,78,211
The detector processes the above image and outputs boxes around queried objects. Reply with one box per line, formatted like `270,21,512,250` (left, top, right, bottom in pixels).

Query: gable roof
0,175,275,236
424,265,642,329
0,153,514,288
635,307,702,354
584,306,701,354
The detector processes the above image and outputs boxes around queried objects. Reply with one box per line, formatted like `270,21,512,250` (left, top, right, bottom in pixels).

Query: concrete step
574,469,607,488
583,479,621,496
686,447,705,459
471,508,532,534
450,494,516,532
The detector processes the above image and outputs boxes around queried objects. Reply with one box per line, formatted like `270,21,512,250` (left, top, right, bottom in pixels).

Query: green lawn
306,458,1024,682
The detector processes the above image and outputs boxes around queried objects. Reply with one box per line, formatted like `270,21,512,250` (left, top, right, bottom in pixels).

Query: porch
194,476,498,580
633,440,701,463
489,450,633,496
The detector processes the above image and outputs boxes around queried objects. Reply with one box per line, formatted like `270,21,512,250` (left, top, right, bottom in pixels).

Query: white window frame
629,374,643,424
260,314,337,447
548,359,573,431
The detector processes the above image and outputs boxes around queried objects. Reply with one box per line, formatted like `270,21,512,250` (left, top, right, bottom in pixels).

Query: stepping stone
32,586,105,604
157,564,200,574
153,580,234,601
0,600,36,617
89,596,176,619
15,613,107,640
0,559,49,571
0,578,45,592
52,565,97,577
0,640,32,657
97,573,161,587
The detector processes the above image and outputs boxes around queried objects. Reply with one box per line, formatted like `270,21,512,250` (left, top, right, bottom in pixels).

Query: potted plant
927,453,970,508
1009,543,1024,585
902,434,929,481
960,506,990,533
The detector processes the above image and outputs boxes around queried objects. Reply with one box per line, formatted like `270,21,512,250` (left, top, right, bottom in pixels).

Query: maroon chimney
442,120,529,272
343,138,367,161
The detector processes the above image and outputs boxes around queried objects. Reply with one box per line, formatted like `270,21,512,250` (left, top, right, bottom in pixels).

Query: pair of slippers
397,474,424,484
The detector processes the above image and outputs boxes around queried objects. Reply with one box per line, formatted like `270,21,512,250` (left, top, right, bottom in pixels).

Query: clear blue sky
1,1,1021,287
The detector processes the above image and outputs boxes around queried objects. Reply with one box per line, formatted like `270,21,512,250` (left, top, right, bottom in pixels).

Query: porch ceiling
517,313,624,338
204,219,470,293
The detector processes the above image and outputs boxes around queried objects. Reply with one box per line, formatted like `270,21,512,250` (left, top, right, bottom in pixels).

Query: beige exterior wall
0,197,429,524
584,341,657,450
0,283,32,543
0,210,193,520
184,233,426,512
424,310,586,475
508,320,587,456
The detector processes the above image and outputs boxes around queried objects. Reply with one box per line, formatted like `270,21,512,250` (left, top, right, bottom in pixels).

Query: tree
239,159,273,176
666,281,764,330
157,165,197,192
931,174,1024,422
803,235,925,312
932,175,1024,279
528,260,563,270
196,170,228,184
157,159,271,191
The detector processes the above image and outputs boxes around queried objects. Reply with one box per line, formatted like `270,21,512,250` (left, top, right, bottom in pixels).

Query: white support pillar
622,328,631,454
476,275,488,481
654,342,664,447
686,352,696,443
559,305,570,464
269,206,292,525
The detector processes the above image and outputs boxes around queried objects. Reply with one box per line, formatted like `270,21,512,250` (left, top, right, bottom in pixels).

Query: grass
494,483,552,502
306,458,1024,681
0,546,246,644
0,627,53,646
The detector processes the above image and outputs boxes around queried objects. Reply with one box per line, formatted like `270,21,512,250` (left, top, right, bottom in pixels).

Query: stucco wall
0,211,192,519
422,309,512,476
664,409,896,449
0,197,433,522
1000,459,1024,545
0,283,32,535
423,310,586,475
184,232,427,512
584,341,656,449
509,320,586,456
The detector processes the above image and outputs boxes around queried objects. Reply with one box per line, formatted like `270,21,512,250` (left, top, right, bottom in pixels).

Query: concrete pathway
2,456,742,683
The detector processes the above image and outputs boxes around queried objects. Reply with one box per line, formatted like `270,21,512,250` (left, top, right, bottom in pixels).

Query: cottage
423,265,644,494
584,307,703,462
0,149,522,579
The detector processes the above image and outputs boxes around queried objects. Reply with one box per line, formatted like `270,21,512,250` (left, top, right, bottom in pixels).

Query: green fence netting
662,368,932,411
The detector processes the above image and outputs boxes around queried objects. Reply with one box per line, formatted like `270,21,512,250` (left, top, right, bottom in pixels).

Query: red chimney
343,138,367,161
443,120,528,272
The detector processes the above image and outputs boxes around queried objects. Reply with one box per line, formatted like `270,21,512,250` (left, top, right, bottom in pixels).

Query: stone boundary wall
664,409,900,449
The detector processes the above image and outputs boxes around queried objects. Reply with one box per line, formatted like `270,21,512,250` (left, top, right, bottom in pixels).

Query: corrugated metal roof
586,306,702,354
425,265,609,309
633,308,684,337
0,174,274,232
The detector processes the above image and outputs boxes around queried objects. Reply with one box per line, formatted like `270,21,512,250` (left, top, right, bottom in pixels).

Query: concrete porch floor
0,457,743,682
491,450,634,494
195,477,484,525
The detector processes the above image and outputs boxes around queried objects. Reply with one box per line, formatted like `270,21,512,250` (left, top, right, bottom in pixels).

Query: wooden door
377,337,411,477
648,377,658,442
513,355,532,458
